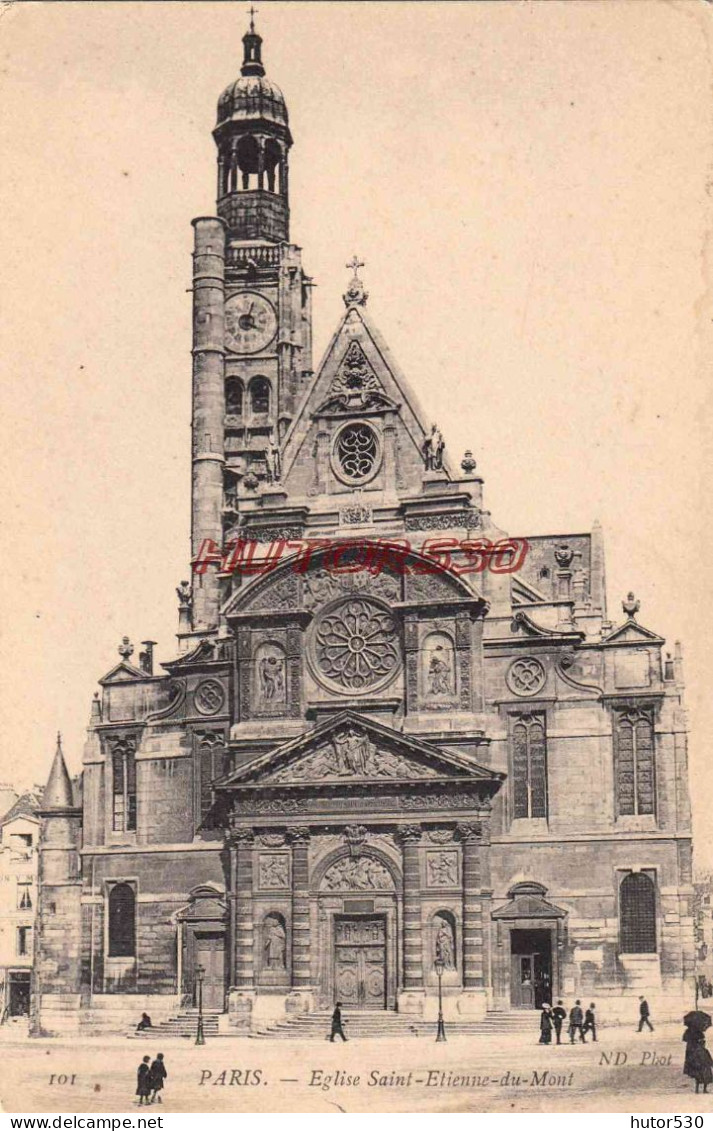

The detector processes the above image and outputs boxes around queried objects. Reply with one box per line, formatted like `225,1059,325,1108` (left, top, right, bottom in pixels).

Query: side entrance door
194,932,225,1010
334,916,386,1009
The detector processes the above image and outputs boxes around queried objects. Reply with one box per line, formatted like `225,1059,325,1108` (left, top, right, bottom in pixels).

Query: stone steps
249,1010,538,1040
128,1010,223,1040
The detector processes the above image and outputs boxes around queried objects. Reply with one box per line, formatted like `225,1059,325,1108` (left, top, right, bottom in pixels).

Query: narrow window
619,872,656,953
17,926,31,956
107,883,136,957
17,882,32,910
511,713,548,819
112,742,137,833
226,377,243,416
250,377,270,416
615,709,656,816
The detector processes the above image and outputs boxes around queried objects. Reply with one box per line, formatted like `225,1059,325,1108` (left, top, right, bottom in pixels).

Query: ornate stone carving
311,598,399,692
176,581,192,609
335,918,385,944
258,854,289,889
320,856,393,891
427,851,459,887
506,657,546,698
330,341,379,398
406,572,463,603
193,678,226,715
333,422,380,483
286,825,311,843
456,822,482,843
229,827,255,844
427,827,455,844
344,824,369,855
341,503,372,525
243,574,300,613
241,525,304,543
303,568,400,610
622,591,641,619
554,543,574,568
271,728,438,783
404,509,481,532
343,258,369,308
118,636,134,661
395,824,422,844
401,793,482,811
460,450,477,475
258,832,286,847
263,914,287,969
421,632,456,708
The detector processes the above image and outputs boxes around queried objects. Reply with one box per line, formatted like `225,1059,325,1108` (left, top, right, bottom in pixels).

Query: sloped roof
0,790,41,827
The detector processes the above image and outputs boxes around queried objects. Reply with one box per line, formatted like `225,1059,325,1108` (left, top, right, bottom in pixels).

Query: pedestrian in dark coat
329,1002,348,1042
637,997,654,1032
568,1000,585,1043
583,1003,597,1042
538,1004,553,1045
552,1001,567,1045
149,1053,167,1104
683,1026,713,1093
136,1056,151,1105
136,1012,152,1032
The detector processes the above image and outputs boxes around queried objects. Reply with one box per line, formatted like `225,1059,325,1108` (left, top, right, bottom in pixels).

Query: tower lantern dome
213,16,292,242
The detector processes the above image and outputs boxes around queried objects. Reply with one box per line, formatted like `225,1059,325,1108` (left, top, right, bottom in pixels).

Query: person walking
552,1001,567,1045
583,1003,597,1042
149,1053,167,1104
329,1002,348,1042
568,1000,585,1044
683,1024,713,1094
136,1056,152,1106
538,1004,553,1045
637,997,654,1032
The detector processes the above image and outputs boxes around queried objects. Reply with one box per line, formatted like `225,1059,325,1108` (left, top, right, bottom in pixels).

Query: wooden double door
334,916,386,1009
194,931,226,1010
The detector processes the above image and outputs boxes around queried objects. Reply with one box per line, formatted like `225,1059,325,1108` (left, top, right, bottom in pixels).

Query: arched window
615,710,656,816
108,883,136,957
619,872,656,953
264,139,282,193
225,377,244,416
237,136,259,191
511,713,547,819
250,377,271,417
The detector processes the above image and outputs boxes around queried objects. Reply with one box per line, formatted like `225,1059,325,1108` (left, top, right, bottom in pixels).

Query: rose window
506,657,546,697
335,423,378,483
313,598,399,692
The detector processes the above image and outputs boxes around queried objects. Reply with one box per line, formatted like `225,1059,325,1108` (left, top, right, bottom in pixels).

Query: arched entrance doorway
314,850,400,1011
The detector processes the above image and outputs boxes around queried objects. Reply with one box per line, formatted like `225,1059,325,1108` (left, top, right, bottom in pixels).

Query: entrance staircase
249,1009,537,1040
128,1008,222,1040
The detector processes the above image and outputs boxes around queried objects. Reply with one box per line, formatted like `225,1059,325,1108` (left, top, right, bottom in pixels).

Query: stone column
396,824,425,1014
286,827,314,1014
456,818,489,1019
226,829,255,1031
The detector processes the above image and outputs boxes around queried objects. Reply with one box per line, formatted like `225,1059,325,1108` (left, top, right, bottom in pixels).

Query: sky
1,1,711,864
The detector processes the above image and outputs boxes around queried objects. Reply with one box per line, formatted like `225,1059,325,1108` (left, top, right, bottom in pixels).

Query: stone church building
34,21,694,1035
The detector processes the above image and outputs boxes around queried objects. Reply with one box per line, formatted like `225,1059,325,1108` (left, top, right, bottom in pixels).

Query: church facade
34,21,694,1036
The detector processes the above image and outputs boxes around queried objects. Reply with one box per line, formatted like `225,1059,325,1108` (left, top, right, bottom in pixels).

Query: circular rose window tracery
311,597,400,693
506,657,546,697
333,422,380,484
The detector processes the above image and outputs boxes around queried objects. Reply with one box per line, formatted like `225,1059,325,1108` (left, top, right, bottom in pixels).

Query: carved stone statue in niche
255,642,286,707
263,915,286,969
434,916,456,970
320,855,393,891
428,647,453,696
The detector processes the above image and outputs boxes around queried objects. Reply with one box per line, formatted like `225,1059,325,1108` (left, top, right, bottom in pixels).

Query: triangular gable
492,893,567,920
98,660,148,685
282,303,453,481
603,619,664,645
217,710,503,790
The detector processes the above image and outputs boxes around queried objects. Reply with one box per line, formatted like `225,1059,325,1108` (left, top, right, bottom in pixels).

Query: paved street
0,1022,711,1114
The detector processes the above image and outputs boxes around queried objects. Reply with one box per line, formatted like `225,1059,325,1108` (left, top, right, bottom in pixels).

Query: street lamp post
434,957,446,1043
195,964,206,1046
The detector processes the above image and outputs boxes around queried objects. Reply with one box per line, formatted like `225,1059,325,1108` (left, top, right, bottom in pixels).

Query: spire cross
346,255,365,279
247,4,258,32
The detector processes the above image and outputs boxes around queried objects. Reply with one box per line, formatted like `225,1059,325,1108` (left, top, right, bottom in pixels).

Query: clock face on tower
224,291,278,355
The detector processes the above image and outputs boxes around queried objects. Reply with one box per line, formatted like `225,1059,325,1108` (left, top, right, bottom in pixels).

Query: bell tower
189,15,313,632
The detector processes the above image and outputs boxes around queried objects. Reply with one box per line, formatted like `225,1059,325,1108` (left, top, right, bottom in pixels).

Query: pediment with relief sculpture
217,710,504,791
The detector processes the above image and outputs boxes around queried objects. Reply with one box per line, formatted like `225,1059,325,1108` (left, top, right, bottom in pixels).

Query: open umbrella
684,1010,712,1031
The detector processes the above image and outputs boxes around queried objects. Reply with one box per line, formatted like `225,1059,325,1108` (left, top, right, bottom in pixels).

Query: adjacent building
0,788,41,1021
34,19,694,1035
